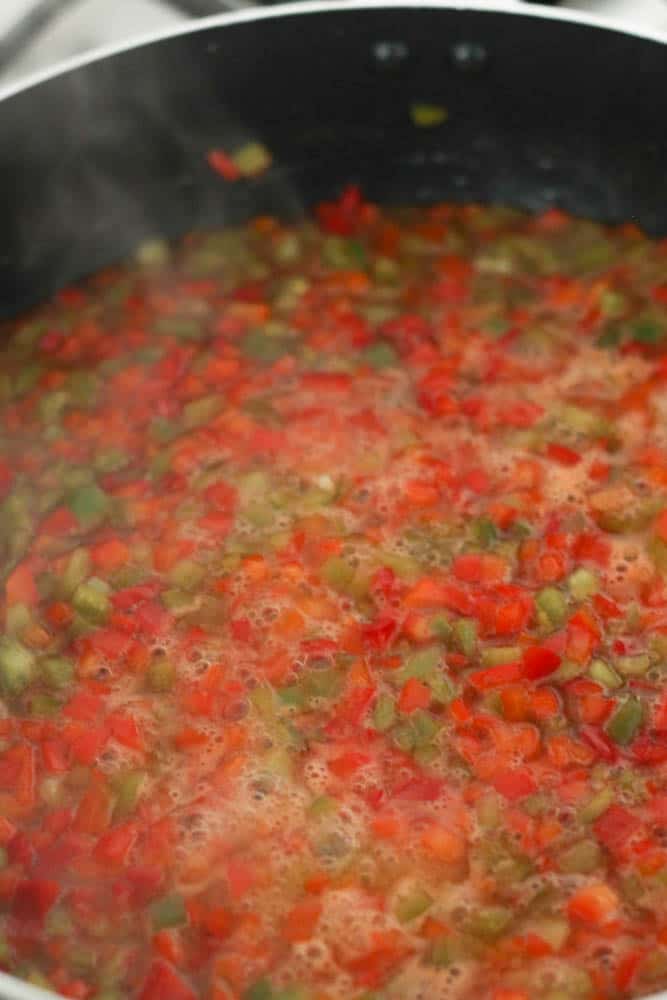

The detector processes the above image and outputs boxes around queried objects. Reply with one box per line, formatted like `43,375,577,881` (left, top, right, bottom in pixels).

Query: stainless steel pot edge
0,0,666,102
0,2,665,998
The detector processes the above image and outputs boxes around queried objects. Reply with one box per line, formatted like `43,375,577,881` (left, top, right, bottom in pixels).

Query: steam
0,26,302,317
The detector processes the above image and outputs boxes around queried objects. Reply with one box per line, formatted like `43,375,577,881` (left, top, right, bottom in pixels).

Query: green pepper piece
588,659,622,690
453,618,477,656
536,586,568,627
400,647,441,680
169,559,206,591
308,795,337,819
150,893,187,930
72,582,110,624
362,341,398,369
394,886,433,923
428,936,455,967
465,905,512,940
481,645,521,667
182,395,222,429
5,603,31,636
557,839,601,874
580,787,615,823
615,654,650,677
410,103,448,127
242,330,290,363
41,656,74,690
232,142,272,177
244,981,274,1000
161,588,195,613
471,518,498,547
607,696,643,745
114,770,146,817
147,656,176,693
67,484,110,526
0,637,36,694
568,568,599,601
39,389,69,424
372,693,396,731
279,685,307,709
410,710,440,747
62,547,91,597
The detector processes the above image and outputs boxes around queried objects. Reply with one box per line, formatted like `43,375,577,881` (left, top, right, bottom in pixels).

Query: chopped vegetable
410,103,449,127
0,195,666,1000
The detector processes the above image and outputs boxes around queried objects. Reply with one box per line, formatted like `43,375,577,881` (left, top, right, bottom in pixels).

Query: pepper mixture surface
2,190,667,1000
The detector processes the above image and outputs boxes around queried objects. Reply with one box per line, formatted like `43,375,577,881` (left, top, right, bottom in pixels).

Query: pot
0,3,665,997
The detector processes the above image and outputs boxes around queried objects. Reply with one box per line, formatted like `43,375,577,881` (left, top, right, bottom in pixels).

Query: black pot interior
0,5,665,319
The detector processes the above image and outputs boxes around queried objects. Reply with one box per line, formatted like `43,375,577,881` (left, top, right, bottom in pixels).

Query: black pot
0,1,665,323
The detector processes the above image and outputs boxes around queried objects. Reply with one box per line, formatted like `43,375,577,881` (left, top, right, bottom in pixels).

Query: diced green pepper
62,547,91,597
232,142,272,177
0,636,36,694
242,330,291,363
560,405,608,437
481,645,521,667
471,517,498,547
615,654,649,676
394,886,433,923
72,582,110,624
568,568,598,601
453,618,477,656
410,103,448,127
607,696,643,745
427,936,456,967
182,395,222,429
279,685,307,709
308,795,337,818
428,671,455,705
156,317,203,340
39,389,69,424
465,905,512,940
169,558,206,591
529,918,570,951
557,839,601,874
67,484,110,526
377,550,421,580
580,787,614,823
147,656,176,693
372,692,396,732
150,893,187,930
401,647,441,680
41,656,74,690
362,341,398,369
244,981,274,1000
5,603,31,636
536,586,567,627
392,724,415,752
588,659,622,689
410,710,440,747
114,770,146,817
430,614,451,640
322,556,355,592
161,588,195,613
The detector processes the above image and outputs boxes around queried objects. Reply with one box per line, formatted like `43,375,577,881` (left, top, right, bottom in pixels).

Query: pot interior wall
0,4,665,319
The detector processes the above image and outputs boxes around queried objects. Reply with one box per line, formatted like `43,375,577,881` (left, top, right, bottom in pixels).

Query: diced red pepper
491,768,537,801
12,879,59,923
522,645,561,680
139,961,197,1000
594,804,641,855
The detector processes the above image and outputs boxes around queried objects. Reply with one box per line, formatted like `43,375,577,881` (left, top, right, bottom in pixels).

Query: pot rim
0,0,665,103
